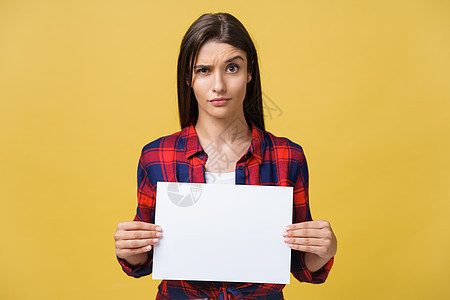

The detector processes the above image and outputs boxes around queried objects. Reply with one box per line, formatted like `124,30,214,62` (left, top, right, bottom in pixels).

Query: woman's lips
209,98,230,106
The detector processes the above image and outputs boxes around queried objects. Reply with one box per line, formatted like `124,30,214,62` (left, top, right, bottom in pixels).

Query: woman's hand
283,220,337,272
114,221,162,266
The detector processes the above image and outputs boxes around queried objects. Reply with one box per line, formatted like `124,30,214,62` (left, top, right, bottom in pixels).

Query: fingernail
155,227,161,231
285,226,290,231
156,232,162,237
153,239,159,243
146,245,152,250
284,238,290,242
282,231,288,236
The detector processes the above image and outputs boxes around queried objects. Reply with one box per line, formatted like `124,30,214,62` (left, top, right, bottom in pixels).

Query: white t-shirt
204,171,235,185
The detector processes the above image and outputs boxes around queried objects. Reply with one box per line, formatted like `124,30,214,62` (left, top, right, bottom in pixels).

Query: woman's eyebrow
225,55,244,63
194,55,244,68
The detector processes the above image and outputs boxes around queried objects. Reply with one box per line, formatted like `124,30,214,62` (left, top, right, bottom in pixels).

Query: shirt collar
183,118,265,164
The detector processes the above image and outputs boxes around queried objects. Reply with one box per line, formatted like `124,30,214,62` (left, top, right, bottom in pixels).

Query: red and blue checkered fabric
117,119,333,299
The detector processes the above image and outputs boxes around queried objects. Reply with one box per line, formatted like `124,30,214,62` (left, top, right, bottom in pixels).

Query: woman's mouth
209,98,230,106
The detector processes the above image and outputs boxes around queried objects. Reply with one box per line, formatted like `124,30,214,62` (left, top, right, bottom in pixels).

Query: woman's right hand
114,221,162,266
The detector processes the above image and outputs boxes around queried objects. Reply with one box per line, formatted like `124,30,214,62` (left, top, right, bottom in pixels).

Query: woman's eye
196,68,209,74
227,64,239,72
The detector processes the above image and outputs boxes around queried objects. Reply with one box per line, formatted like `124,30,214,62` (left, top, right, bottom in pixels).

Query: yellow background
1,0,449,299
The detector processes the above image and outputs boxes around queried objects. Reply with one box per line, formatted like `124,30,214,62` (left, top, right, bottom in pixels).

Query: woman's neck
194,114,252,153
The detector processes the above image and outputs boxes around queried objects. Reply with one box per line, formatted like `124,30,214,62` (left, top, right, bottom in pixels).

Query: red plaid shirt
117,118,334,299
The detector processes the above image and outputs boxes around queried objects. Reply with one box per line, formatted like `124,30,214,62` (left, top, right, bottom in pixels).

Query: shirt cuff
116,251,153,278
291,250,334,284
306,256,334,283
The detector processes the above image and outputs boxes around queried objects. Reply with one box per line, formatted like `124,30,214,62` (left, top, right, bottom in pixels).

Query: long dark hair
177,12,265,131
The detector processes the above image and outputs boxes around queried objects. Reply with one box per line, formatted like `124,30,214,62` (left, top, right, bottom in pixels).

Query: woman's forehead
194,41,246,64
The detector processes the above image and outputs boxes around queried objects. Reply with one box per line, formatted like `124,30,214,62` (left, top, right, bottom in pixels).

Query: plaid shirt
117,118,334,300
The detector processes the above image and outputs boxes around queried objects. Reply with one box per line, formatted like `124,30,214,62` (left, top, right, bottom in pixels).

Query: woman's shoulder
262,129,306,157
140,128,184,153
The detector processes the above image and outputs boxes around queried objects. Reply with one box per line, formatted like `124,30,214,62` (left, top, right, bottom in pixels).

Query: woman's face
191,40,252,122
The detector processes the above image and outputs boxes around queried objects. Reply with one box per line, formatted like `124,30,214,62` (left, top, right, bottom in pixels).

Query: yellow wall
1,0,449,299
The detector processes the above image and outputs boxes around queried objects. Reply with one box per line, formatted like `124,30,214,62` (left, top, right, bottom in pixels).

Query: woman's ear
186,75,193,87
247,59,254,83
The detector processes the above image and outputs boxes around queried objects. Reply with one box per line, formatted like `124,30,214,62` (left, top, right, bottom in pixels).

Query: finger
117,238,159,249
288,244,324,255
284,237,324,246
115,230,162,240
285,228,323,238
287,220,330,230
117,221,162,231
117,245,152,258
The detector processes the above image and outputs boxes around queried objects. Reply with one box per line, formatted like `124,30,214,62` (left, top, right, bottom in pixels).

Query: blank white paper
152,181,293,284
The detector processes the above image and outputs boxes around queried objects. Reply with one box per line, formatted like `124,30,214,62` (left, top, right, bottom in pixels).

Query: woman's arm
305,252,333,273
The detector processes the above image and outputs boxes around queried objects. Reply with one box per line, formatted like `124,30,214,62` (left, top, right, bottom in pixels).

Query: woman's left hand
283,220,337,259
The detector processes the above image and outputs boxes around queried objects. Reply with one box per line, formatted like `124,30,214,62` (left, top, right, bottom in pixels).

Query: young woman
114,12,337,300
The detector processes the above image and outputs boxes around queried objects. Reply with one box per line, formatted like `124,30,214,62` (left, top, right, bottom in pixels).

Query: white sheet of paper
152,181,293,284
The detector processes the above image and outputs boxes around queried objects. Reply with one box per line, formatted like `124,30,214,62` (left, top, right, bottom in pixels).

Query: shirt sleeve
290,147,334,283
116,147,156,278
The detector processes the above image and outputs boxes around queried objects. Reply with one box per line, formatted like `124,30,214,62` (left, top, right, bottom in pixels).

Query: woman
114,12,337,300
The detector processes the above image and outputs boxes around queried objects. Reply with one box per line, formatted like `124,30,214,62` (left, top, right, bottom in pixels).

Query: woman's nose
212,72,226,93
